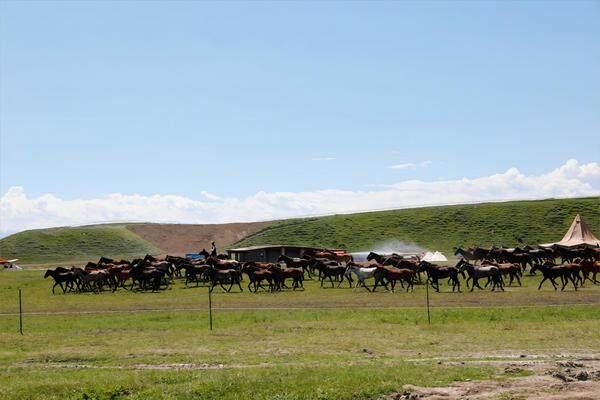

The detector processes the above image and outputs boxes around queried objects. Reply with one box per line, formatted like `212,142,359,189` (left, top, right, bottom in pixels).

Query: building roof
228,245,347,253
228,244,322,252
540,214,600,248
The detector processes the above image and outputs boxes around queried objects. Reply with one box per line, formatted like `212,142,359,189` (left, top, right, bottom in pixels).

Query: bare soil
126,222,271,256
391,354,600,400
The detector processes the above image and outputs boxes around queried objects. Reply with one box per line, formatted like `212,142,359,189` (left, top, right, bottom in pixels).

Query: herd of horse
43,245,600,295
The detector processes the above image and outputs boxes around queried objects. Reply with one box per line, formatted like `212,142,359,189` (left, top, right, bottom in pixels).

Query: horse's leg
352,277,360,291
560,275,568,291
538,277,546,290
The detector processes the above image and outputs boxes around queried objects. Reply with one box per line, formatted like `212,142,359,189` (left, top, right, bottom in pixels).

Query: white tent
540,214,600,248
421,251,448,262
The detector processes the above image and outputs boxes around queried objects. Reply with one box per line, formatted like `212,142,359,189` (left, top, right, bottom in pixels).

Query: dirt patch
126,222,271,256
390,356,600,400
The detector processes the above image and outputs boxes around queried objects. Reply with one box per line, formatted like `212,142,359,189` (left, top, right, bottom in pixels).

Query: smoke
351,239,429,262
370,239,428,254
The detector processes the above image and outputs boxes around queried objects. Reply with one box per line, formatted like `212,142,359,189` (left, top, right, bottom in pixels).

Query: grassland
1,270,599,399
0,224,160,264
233,197,600,253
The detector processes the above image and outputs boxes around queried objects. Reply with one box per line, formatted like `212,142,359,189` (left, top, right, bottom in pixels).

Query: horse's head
453,248,464,256
366,252,377,261
455,259,469,271
418,260,430,271
44,269,52,278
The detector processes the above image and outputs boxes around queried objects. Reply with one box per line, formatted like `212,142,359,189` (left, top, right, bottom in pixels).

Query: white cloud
200,191,221,201
388,160,432,170
312,157,336,161
1,159,599,233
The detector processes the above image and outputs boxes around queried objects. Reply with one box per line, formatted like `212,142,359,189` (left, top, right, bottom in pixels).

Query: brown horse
482,261,522,286
306,249,353,264
372,266,416,292
268,265,304,291
81,270,110,293
242,264,274,292
205,256,241,271
579,259,600,284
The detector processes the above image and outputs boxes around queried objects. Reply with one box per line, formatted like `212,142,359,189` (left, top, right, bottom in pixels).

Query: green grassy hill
232,197,600,254
0,224,160,264
2,197,598,264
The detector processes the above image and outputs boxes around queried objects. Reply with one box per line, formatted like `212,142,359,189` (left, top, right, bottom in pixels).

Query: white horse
345,264,377,291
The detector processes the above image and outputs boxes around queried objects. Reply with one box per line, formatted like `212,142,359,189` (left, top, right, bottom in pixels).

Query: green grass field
1,270,599,399
0,224,160,264
233,197,600,253
1,197,599,398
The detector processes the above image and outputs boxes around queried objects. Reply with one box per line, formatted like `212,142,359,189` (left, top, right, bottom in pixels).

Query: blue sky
1,1,599,233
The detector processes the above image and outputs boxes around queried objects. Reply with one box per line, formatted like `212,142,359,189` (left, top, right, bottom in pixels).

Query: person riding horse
210,241,217,257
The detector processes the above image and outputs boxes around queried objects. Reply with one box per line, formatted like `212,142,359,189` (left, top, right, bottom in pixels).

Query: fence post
425,281,431,324
208,286,213,331
19,289,23,335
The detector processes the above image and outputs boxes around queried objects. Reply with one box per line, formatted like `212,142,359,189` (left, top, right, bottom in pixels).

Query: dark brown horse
268,265,304,291
419,261,462,292
205,267,243,292
317,264,349,288
44,269,77,294
530,263,578,291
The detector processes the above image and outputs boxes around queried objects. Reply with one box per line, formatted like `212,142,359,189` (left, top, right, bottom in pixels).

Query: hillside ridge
1,197,598,264
232,197,600,254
